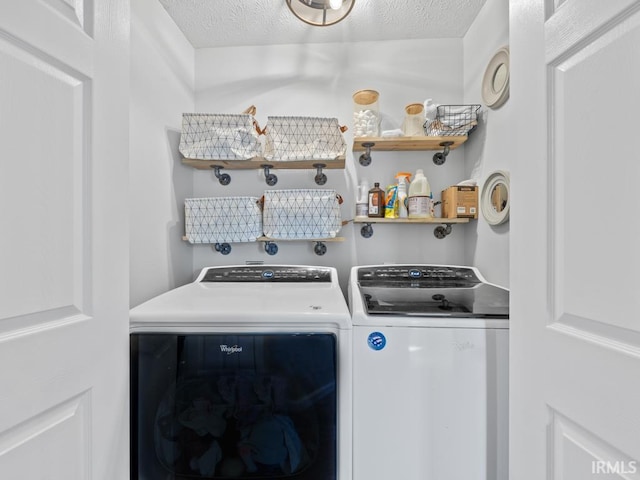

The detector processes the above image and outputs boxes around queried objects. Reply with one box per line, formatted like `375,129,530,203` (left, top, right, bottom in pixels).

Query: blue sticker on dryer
367,332,386,351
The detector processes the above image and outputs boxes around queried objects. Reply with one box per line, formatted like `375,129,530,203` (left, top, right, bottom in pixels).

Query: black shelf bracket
314,241,327,256
211,166,231,185
214,242,232,255
313,163,328,185
359,142,375,166
433,141,454,165
359,223,374,238
433,224,453,239
264,241,278,255
261,164,278,186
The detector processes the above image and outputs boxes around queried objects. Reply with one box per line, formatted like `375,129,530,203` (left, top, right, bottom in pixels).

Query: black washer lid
357,265,509,318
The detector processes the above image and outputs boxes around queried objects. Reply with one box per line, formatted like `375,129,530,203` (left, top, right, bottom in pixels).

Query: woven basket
184,197,262,244
262,189,342,239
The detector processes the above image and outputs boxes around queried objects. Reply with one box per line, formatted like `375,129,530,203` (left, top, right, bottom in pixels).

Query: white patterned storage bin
263,116,346,161
262,189,342,239
184,197,262,244
179,113,262,160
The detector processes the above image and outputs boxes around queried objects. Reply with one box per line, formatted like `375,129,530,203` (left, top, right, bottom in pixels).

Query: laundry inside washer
132,333,335,478
130,265,352,480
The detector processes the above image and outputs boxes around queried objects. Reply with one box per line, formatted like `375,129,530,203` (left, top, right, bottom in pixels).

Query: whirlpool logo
219,345,243,355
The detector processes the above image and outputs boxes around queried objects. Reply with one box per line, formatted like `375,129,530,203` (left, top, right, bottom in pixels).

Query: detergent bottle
397,176,408,218
408,169,432,218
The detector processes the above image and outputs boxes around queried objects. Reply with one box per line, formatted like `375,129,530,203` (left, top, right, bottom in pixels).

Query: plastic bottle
368,182,385,218
356,179,369,218
408,169,432,218
397,176,408,218
384,184,398,219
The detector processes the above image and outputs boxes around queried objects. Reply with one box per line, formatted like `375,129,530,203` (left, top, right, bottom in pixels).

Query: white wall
193,39,470,294
129,2,511,298
463,0,511,287
129,0,196,306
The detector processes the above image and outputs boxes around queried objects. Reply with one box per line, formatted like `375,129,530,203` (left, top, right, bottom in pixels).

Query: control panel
200,266,332,283
357,265,480,287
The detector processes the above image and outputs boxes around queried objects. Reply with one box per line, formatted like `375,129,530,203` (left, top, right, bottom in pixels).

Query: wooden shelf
352,136,467,152
353,217,470,224
181,235,344,255
181,156,346,170
182,236,345,243
353,216,471,239
258,236,345,242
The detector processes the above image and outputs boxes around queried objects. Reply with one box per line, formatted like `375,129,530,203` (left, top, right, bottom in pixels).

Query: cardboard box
441,185,478,219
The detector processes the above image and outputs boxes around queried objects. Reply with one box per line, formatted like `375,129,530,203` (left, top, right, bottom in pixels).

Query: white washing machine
130,265,352,480
348,264,509,480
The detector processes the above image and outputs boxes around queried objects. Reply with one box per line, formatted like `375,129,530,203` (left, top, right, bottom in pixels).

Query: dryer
130,265,352,480
348,264,509,480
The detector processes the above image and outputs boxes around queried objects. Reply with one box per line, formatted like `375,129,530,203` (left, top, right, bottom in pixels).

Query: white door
0,1,129,479
510,1,640,478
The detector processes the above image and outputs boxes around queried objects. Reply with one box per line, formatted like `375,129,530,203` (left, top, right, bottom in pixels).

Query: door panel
550,411,639,480
511,0,640,478
0,0,129,478
0,35,88,322
550,11,640,337
0,393,90,479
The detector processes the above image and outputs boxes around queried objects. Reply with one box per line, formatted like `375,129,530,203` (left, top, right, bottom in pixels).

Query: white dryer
348,264,509,480
130,265,352,480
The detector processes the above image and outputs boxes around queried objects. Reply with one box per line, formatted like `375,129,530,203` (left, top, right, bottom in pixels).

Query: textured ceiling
158,0,488,49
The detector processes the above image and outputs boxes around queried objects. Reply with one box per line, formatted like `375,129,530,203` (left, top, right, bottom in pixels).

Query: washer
348,264,509,480
130,265,352,480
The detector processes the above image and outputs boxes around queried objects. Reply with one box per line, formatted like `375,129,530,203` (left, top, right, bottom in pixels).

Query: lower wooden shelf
257,236,344,242
352,216,471,239
181,157,346,170
353,217,469,224
182,236,344,242
182,235,344,256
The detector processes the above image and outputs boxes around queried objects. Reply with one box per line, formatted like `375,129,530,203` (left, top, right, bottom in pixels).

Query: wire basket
425,104,481,136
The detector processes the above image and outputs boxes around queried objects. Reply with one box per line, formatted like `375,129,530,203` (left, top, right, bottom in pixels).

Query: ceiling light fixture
286,0,355,27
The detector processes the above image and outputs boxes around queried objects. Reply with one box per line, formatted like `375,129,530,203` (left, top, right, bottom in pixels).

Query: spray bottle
397,176,409,218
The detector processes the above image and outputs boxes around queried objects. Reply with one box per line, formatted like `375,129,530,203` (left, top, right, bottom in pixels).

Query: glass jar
353,89,380,137
402,103,426,136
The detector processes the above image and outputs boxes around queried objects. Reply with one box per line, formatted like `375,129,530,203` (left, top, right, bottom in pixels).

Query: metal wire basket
425,104,481,136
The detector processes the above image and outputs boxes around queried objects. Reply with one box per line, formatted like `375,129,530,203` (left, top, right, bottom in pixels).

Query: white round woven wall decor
482,46,510,109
